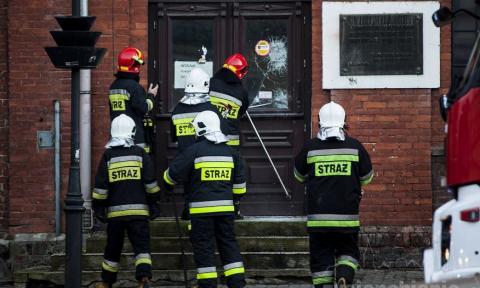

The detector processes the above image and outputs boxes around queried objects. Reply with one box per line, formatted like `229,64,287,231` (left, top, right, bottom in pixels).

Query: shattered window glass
171,19,214,111
244,19,289,110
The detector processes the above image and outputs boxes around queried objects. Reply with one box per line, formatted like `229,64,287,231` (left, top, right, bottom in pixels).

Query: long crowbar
245,110,292,200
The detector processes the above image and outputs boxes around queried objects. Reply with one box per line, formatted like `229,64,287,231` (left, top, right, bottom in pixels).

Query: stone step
50,252,310,271
14,269,425,287
14,268,311,287
148,218,307,237
86,236,309,253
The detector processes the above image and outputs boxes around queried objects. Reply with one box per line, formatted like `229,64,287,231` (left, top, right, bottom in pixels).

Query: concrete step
50,252,310,271
14,268,310,287
14,269,424,287
148,218,307,237
86,236,308,253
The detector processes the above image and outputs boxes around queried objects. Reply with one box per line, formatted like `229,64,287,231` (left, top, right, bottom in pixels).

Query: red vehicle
424,5,480,284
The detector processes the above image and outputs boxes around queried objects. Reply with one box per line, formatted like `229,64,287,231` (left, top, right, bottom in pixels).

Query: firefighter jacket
92,145,160,221
170,102,223,153
294,135,373,232
209,68,250,146
163,137,247,217
109,72,155,148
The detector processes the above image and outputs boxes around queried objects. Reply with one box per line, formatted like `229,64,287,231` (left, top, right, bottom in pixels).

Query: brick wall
6,0,450,232
0,0,8,233
312,0,451,226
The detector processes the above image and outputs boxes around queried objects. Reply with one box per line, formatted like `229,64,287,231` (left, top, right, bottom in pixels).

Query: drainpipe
79,0,93,229
54,101,62,237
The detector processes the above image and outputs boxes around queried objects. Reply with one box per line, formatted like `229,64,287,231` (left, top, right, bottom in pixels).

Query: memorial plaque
340,14,423,76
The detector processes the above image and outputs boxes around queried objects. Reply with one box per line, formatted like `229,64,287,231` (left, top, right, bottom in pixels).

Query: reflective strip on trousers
307,214,360,228
135,253,152,266
102,259,119,273
197,266,218,280
312,271,334,284
224,262,245,277
107,204,149,218
337,255,359,270
189,200,234,214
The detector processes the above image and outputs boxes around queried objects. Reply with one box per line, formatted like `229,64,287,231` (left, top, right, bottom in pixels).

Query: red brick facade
0,0,8,233
4,0,450,233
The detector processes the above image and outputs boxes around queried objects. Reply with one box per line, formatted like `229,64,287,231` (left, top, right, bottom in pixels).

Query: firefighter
163,110,247,288
209,53,250,218
109,47,158,153
170,68,222,220
293,101,373,288
92,114,161,288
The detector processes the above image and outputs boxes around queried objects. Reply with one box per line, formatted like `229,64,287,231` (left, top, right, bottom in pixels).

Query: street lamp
45,0,106,287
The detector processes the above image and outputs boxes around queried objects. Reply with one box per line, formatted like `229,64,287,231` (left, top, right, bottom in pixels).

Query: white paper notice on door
258,91,273,100
174,61,213,89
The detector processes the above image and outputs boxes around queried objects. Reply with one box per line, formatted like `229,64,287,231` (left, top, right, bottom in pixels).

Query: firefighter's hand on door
148,83,158,97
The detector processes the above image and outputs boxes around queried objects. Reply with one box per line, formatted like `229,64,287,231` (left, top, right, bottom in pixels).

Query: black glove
149,202,161,220
234,200,244,220
93,206,107,223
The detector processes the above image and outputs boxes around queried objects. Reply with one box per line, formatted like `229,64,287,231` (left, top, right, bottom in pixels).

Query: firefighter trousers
101,219,152,284
190,215,246,288
309,232,360,288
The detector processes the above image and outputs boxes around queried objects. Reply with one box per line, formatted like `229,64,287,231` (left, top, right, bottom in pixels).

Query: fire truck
423,4,480,284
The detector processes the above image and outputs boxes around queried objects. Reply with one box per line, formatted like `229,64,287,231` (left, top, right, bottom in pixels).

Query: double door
148,1,311,216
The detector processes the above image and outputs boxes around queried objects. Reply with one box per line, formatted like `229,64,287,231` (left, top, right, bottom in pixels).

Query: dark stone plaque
340,14,423,76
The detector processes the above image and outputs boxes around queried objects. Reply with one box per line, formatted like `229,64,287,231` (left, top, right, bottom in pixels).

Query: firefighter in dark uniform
209,53,249,218
109,47,158,153
163,110,247,288
92,114,161,288
171,68,222,220
294,102,374,288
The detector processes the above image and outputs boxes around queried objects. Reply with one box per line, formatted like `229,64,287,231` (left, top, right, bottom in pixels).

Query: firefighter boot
138,277,151,288
335,264,355,287
94,282,111,288
336,277,347,288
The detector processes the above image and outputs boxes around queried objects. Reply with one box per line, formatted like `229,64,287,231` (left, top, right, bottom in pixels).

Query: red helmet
223,53,248,79
117,47,145,74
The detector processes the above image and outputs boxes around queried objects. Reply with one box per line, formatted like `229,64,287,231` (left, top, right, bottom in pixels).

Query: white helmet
184,68,210,93
110,114,136,139
318,101,345,128
192,111,228,143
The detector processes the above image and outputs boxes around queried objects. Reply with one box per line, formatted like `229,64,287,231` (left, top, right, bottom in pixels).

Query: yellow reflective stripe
190,205,235,215
109,161,142,169
107,209,149,218
210,96,239,109
307,220,360,228
109,94,129,101
197,272,218,280
92,192,107,200
163,170,176,185
337,260,359,270
223,63,238,72
102,262,119,273
361,172,374,185
173,118,195,124
224,267,245,277
146,186,160,194
135,258,152,266
307,155,359,164
194,162,234,169
313,277,334,285
233,187,246,195
226,139,240,146
146,99,154,111
294,169,306,183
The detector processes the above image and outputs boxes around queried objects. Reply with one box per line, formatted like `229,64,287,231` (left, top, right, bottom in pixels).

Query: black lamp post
45,0,106,286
